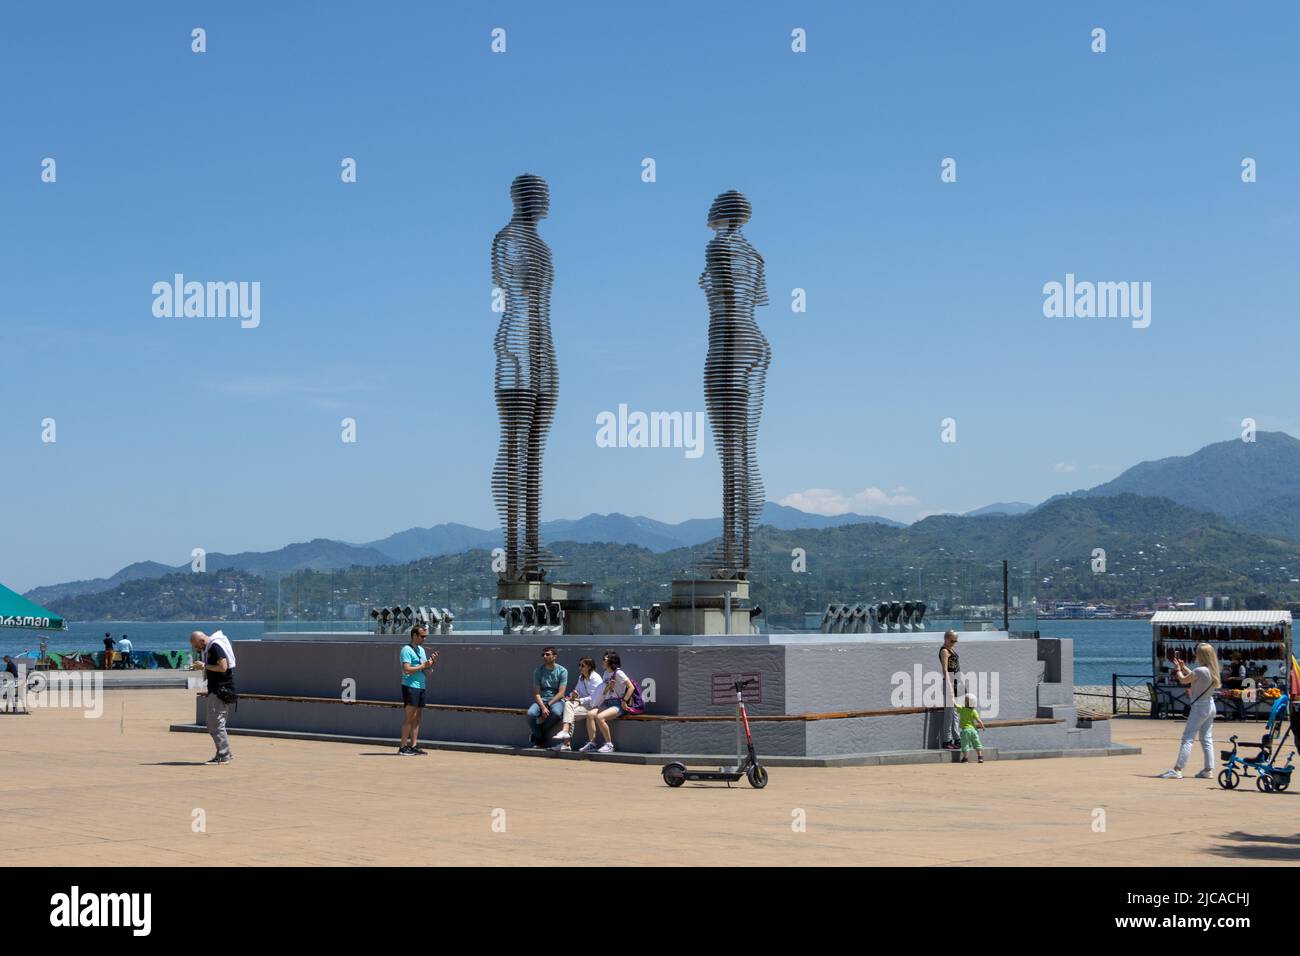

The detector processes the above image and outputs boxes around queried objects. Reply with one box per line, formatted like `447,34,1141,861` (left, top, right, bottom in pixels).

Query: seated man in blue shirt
527,647,568,747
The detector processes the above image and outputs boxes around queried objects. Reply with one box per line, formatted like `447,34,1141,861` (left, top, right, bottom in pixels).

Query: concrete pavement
0,689,1293,866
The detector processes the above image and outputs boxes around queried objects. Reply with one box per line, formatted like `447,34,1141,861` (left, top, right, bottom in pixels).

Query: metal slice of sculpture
700,190,770,579
492,174,558,581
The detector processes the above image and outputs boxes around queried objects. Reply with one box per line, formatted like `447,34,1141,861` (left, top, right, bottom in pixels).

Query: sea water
0,620,264,661
1034,619,1152,685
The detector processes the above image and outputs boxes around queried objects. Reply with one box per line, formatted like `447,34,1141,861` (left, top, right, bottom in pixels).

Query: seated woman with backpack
581,651,641,754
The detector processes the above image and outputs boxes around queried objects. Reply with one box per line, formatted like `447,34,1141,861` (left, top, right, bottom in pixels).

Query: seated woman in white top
552,657,604,750
581,651,633,755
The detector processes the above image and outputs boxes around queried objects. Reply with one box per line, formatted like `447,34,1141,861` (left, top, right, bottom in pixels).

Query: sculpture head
510,173,550,222
707,189,751,230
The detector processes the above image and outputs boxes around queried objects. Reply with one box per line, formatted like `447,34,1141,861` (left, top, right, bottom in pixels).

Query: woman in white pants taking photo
1159,643,1220,779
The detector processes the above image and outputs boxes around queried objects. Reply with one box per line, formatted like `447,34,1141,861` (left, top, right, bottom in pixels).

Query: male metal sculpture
492,174,557,581
700,190,770,579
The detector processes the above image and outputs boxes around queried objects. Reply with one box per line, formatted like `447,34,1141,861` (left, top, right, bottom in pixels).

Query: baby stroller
1218,694,1294,793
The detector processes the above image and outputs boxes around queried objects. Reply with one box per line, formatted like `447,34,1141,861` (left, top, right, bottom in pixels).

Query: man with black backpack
190,630,238,765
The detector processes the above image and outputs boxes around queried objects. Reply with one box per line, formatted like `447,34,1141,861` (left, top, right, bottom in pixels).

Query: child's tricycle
1218,694,1293,793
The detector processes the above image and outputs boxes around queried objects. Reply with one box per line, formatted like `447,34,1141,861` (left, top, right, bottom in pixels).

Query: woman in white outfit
552,657,604,750
1159,643,1220,779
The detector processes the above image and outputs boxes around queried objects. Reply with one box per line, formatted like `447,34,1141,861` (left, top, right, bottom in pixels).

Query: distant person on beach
1159,643,1220,780
551,656,604,750
527,647,568,747
939,631,961,750
117,634,133,668
190,630,237,765
957,693,986,764
103,633,114,670
398,625,437,756
1,655,23,713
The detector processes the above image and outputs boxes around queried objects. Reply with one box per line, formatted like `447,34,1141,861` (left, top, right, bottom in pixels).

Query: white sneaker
552,730,572,741
578,741,598,753
1158,769,1183,779
1194,768,1214,779
597,742,615,754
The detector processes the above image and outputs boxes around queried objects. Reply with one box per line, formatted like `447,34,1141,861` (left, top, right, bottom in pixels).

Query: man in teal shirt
527,647,568,747
399,625,437,755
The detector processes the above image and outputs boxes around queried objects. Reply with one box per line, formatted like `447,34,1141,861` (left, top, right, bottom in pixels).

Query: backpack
624,675,645,714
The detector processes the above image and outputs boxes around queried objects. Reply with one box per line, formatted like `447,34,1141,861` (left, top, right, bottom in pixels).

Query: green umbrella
0,582,67,631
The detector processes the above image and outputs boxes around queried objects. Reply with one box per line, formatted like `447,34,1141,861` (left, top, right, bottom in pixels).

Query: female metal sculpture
492,174,557,581
700,190,770,578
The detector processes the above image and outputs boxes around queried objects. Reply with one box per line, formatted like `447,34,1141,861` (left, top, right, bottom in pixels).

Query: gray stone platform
172,631,1133,762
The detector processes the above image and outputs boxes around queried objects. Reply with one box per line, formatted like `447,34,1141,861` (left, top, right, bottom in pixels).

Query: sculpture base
496,578,633,635
495,579,593,604
177,634,1126,761
659,578,756,636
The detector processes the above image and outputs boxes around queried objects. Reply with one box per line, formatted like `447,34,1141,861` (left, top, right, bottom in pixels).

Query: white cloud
1052,462,1077,473
780,486,919,516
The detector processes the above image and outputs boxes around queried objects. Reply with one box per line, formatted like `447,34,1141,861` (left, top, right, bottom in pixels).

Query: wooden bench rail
197,692,1061,727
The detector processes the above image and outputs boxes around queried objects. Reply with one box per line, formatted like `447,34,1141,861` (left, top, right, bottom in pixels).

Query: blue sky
2,2,1297,591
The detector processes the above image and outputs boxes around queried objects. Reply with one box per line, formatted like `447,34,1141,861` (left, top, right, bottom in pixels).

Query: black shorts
401,685,426,708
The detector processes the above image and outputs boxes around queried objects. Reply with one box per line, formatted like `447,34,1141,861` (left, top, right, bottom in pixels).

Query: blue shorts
401,685,426,708
599,699,624,717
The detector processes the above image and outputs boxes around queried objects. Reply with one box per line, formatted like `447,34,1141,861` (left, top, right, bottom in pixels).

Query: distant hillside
760,502,906,530
964,502,1036,517
741,493,1300,611
27,503,897,604
24,561,176,607
361,523,497,563
1067,431,1300,539
24,540,392,607
1233,493,1300,543
49,493,1300,621
198,538,393,574
664,502,903,548
534,514,692,552
48,569,267,622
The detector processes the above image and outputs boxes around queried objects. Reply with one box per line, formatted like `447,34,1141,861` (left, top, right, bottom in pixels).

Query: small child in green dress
957,692,985,763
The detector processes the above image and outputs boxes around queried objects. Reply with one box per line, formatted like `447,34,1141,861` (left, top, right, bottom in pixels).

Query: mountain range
48,493,1300,622
1056,430,1300,539
26,431,1300,610
24,502,901,606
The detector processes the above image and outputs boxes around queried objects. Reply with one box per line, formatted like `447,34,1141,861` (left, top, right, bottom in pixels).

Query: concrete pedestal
175,631,1133,764
659,578,758,635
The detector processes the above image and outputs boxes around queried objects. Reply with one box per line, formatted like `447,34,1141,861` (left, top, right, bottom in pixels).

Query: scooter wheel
746,765,769,789
662,762,687,788
1218,769,1239,790
1256,774,1274,793
1275,776,1291,793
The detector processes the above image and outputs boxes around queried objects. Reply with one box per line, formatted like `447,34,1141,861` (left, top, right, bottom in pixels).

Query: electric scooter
661,678,768,789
